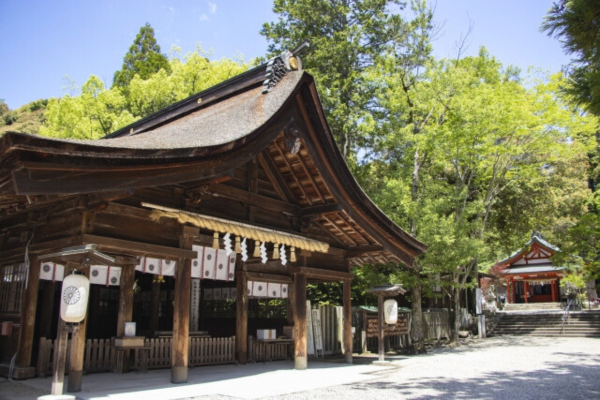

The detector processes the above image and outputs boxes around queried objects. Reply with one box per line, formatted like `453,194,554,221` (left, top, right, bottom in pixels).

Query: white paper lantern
60,273,90,323
384,299,398,324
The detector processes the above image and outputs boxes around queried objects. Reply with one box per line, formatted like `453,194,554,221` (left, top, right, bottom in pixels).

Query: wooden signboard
365,314,409,338
306,301,315,355
190,280,201,332
312,309,323,356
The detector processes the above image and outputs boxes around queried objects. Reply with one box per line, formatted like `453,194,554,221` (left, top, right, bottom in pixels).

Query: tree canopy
113,23,172,89
542,0,600,116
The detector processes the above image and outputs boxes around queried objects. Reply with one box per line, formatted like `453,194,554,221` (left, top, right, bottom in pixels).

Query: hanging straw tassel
212,232,220,249
253,240,260,258
290,247,297,263
272,243,280,260
234,236,241,254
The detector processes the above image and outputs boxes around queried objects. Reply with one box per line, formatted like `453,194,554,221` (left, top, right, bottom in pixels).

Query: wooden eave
0,71,425,267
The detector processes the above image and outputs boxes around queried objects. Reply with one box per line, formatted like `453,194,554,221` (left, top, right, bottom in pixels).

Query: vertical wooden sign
190,280,201,331
306,300,315,355
312,308,323,357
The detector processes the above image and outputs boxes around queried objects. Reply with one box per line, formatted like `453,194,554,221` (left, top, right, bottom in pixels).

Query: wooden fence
247,336,291,362
37,336,236,375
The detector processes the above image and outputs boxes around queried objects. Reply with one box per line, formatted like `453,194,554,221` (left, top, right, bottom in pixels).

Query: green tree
41,47,248,140
261,0,427,161
541,0,600,116
362,50,596,342
113,23,171,89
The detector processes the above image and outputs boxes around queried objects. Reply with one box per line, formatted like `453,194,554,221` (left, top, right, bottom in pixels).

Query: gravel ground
4,336,599,399
258,336,600,400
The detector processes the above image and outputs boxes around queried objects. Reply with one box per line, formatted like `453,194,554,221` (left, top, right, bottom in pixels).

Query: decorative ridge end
262,42,310,94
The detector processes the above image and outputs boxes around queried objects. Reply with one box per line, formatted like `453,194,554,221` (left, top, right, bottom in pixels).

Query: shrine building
0,47,425,391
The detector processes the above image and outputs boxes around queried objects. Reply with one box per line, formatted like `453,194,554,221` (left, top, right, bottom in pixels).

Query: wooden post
51,321,69,396
342,278,352,364
39,280,57,339
235,269,248,364
286,281,295,359
506,281,511,304
293,273,307,370
67,265,90,392
171,227,195,384
116,264,136,373
149,281,161,333
15,256,41,372
523,281,529,303
551,279,557,302
377,294,384,362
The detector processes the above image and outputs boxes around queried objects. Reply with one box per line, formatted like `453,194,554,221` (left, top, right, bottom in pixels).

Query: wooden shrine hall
0,48,425,390
493,232,565,304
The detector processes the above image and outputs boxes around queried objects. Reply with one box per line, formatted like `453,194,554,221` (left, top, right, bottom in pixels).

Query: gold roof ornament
143,203,329,253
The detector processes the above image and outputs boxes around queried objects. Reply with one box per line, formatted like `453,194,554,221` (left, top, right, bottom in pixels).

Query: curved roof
0,62,426,267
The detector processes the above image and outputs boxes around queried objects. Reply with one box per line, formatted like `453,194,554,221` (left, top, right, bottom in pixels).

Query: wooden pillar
286,282,295,359
51,320,69,396
551,279,557,302
16,256,41,371
149,281,161,333
523,281,528,303
67,264,90,393
235,269,248,364
39,281,57,339
377,294,385,362
342,278,352,364
293,273,307,370
171,227,195,384
115,264,136,373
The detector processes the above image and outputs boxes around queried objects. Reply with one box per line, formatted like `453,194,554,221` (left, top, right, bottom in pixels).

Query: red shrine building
492,232,565,304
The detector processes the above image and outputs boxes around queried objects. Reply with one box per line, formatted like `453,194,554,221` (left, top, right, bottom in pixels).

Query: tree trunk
410,268,424,352
453,286,461,343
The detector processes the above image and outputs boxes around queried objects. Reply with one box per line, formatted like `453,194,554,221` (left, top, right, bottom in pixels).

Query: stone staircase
492,310,600,337
503,302,562,312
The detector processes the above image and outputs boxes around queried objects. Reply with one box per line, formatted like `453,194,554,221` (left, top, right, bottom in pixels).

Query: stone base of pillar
294,356,307,370
171,366,188,384
345,351,353,364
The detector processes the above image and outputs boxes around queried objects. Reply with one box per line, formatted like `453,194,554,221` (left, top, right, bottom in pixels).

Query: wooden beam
345,245,384,259
171,229,194,383
204,183,300,216
15,256,41,369
257,152,294,203
246,271,293,284
299,203,342,218
293,272,307,370
235,269,248,364
289,266,354,281
378,294,384,362
81,234,197,260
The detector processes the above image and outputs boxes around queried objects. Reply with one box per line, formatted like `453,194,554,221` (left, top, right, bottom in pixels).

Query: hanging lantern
212,232,220,250
384,299,398,324
290,247,297,263
253,240,260,258
60,273,90,323
272,243,280,260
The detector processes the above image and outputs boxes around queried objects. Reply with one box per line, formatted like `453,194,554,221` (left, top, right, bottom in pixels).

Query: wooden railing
247,336,291,362
37,335,236,375
37,337,117,376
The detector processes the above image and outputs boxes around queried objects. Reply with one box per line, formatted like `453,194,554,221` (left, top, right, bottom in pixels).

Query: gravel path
261,336,600,400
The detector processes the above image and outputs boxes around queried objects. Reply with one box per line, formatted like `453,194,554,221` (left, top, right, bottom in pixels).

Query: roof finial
262,41,310,94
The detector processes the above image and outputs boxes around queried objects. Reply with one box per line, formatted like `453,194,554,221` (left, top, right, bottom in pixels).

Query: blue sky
0,0,569,109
